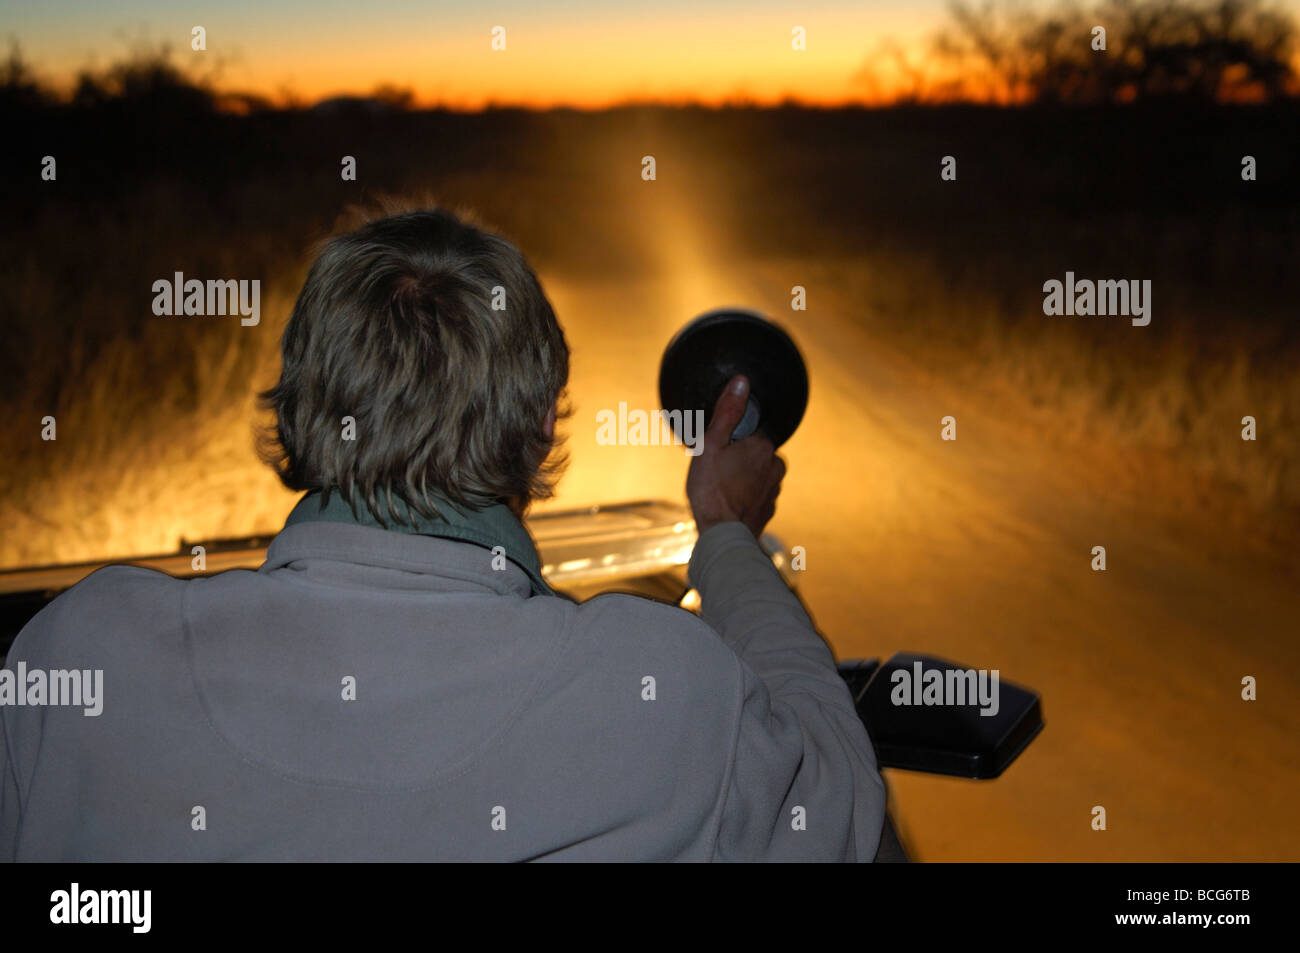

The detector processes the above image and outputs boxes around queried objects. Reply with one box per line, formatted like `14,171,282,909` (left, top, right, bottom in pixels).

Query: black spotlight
658,307,809,448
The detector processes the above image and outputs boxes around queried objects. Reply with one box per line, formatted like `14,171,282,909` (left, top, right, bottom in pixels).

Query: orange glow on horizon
17,2,1300,113
19,6,958,111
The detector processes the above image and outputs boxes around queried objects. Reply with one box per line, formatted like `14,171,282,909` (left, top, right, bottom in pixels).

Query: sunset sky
7,0,1300,107
6,0,1005,107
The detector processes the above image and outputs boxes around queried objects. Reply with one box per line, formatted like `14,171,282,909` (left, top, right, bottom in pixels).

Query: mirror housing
839,653,1044,779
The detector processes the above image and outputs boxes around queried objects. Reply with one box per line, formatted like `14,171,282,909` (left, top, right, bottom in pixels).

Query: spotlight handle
730,397,761,442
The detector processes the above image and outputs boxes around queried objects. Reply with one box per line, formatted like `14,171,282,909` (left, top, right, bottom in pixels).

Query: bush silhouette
932,0,1299,104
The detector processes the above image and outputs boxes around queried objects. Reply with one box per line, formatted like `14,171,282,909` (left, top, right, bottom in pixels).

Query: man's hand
687,375,787,537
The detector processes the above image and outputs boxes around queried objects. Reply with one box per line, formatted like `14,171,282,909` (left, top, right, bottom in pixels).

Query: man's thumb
705,375,750,448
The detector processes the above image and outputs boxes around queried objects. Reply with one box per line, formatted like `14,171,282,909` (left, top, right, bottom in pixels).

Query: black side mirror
839,653,1044,779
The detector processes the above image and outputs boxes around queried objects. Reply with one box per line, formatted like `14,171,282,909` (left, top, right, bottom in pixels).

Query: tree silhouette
69,43,215,114
0,42,49,109
932,0,1299,104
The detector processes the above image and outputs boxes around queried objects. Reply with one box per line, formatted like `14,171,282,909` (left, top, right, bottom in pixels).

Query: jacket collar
267,490,558,598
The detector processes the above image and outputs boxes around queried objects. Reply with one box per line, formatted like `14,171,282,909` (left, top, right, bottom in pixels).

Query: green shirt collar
283,490,557,598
